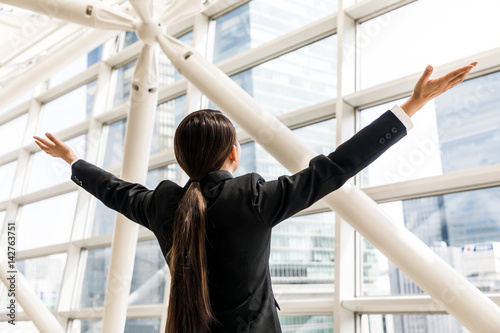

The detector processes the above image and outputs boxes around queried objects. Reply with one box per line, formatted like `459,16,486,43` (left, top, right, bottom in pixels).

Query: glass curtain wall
1,0,499,332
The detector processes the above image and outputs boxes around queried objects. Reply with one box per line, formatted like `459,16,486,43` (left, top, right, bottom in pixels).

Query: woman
34,63,476,332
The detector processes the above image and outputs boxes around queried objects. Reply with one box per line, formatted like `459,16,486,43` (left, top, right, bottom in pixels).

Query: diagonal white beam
100,43,159,333
157,34,500,332
0,0,136,30
160,0,206,29
129,0,154,24
0,249,65,332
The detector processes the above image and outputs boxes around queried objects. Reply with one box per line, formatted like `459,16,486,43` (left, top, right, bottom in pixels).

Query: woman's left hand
33,133,78,165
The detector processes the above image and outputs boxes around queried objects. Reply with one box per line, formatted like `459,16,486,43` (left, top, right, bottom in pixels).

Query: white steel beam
100,44,159,333
157,34,500,333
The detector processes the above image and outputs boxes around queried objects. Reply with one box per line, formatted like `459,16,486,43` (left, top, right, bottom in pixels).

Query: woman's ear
229,145,237,162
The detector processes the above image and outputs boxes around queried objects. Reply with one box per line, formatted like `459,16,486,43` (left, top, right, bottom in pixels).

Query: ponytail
166,181,213,333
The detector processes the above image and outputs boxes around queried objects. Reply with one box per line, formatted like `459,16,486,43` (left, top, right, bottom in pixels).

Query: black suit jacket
71,110,407,332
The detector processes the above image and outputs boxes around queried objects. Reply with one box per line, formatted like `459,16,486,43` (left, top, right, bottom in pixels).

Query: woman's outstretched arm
33,133,78,165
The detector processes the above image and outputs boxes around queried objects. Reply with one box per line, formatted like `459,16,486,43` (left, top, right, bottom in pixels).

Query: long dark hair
166,109,236,333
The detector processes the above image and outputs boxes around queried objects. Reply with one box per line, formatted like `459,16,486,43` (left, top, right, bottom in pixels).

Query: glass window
0,89,33,115
360,314,465,333
80,242,165,307
362,187,500,296
213,0,337,62
101,119,126,169
41,80,97,134
0,321,38,332
236,118,336,179
123,31,139,49
146,163,180,189
0,161,17,202
27,135,87,193
158,31,193,85
129,240,167,305
16,254,67,311
0,114,28,156
218,36,337,117
49,45,103,88
18,192,78,251
151,95,186,154
271,212,335,284
279,315,334,332
69,318,161,333
358,0,500,89
112,60,138,108
360,71,500,188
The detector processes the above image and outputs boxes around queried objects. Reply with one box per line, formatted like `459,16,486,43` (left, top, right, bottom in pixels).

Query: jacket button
379,138,386,144
391,127,398,133
385,133,392,140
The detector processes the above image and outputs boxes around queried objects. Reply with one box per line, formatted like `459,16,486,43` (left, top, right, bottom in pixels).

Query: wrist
401,96,426,118
63,152,78,165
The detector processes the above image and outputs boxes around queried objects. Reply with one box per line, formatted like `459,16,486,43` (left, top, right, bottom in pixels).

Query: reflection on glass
213,0,337,62
0,114,28,156
358,0,500,89
0,161,17,202
49,45,103,88
223,36,337,116
129,240,166,305
271,212,335,284
18,192,78,250
158,31,193,85
91,200,116,236
0,90,32,115
101,119,126,169
17,254,67,311
146,163,179,189
362,187,500,297
152,95,186,154
360,71,500,187
80,242,165,307
113,59,138,108
236,118,336,179
123,31,139,49
41,80,97,134
279,315,334,332
361,314,466,333
27,135,87,193
70,318,161,333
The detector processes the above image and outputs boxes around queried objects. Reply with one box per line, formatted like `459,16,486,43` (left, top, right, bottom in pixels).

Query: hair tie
191,179,201,183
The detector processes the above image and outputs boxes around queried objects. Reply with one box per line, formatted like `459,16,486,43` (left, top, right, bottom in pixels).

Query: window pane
362,187,500,296
0,90,32,115
27,135,87,193
41,80,97,134
213,0,337,62
18,192,78,250
17,253,67,311
222,36,337,117
359,0,500,89
112,60,138,108
151,95,186,154
146,163,180,189
79,246,110,307
49,45,102,88
360,71,500,187
129,240,166,305
158,31,193,85
0,114,28,156
280,315,334,332
0,321,38,332
361,314,467,333
69,318,161,333
0,161,17,202
101,119,126,169
123,31,139,49
271,212,335,284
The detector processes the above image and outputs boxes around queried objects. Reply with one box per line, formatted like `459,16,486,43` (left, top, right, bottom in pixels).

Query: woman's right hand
33,133,78,165
401,62,478,117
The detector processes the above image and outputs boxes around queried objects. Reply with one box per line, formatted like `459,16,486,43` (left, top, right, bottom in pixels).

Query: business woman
34,63,476,333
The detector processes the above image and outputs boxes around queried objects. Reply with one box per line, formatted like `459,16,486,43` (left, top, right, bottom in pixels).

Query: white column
158,35,500,333
100,44,159,333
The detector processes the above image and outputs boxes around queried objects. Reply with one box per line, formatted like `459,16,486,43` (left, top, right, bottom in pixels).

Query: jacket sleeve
252,110,407,227
70,160,154,230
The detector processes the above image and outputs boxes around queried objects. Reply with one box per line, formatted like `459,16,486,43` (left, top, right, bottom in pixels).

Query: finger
45,132,64,146
439,65,474,83
33,135,55,148
416,65,434,86
447,71,470,89
34,139,50,151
